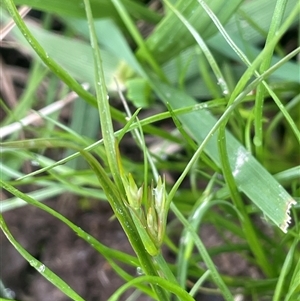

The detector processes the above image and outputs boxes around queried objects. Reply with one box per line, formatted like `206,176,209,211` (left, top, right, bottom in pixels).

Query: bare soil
1,197,147,301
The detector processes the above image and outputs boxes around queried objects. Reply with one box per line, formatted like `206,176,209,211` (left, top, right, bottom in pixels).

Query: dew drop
217,78,229,95
222,89,229,95
234,294,244,301
37,264,45,273
136,267,144,275
217,78,224,86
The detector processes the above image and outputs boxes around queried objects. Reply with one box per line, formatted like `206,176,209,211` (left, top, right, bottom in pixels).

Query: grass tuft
1,0,299,300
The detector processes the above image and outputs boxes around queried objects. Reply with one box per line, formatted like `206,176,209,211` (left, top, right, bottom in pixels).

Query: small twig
0,6,31,41
0,83,89,139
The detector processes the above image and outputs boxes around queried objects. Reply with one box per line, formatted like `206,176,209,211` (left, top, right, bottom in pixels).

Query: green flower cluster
123,173,167,256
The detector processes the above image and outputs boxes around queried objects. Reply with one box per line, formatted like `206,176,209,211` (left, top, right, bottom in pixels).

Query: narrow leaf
153,80,296,232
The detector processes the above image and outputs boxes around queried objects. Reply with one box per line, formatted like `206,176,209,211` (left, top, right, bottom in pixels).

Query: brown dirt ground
1,196,159,301
0,194,260,301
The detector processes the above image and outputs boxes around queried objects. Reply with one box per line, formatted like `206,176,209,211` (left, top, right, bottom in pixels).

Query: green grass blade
2,0,97,107
207,34,300,84
13,0,161,24
176,177,215,287
82,0,122,191
0,186,65,212
254,0,289,159
265,87,300,143
142,0,243,64
218,123,275,277
170,203,234,301
0,215,85,301
198,0,300,104
284,255,300,301
65,18,145,78
226,0,298,45
164,0,229,95
107,275,196,301
274,239,299,301
151,79,297,233
111,0,166,81
76,3,181,297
